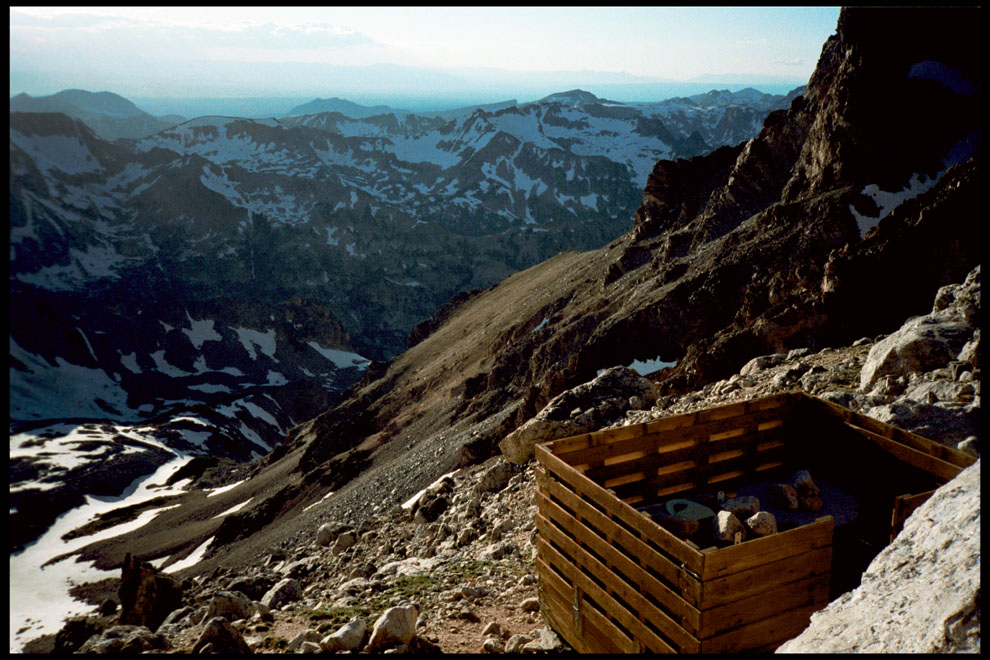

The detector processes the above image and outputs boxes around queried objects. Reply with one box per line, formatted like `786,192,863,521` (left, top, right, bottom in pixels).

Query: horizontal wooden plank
536,489,701,629
700,546,832,609
608,440,789,502
700,573,830,638
700,602,822,653
701,516,834,580
536,534,688,652
546,422,648,455
584,416,785,485
535,468,702,606
802,393,975,469
536,514,697,650
535,446,705,572
560,405,788,470
843,421,965,481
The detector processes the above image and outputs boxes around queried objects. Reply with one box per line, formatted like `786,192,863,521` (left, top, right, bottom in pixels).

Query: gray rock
367,604,418,651
721,495,760,517
482,621,501,637
205,590,256,622
793,469,823,512
769,483,799,510
321,618,367,652
299,640,322,654
505,633,533,653
332,530,358,554
193,616,253,654
76,624,169,654
746,511,778,536
260,578,300,610
316,523,335,547
474,460,515,495
520,597,540,612
860,316,973,392
740,353,787,376
482,636,505,653
713,510,746,543
521,627,563,652
225,575,274,601
777,460,980,653
287,629,322,653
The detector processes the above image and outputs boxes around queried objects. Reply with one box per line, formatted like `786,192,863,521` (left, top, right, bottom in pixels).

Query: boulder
474,460,515,495
521,627,564,652
792,470,823,512
366,604,419,651
205,590,256,622
193,616,253,654
117,553,184,632
77,625,169,654
505,634,533,653
713,511,746,543
860,317,973,392
321,617,367,652
332,530,358,554
287,629,322,653
769,483,799,510
777,460,980,653
739,353,787,376
746,511,778,537
225,575,275,601
260,578,300,610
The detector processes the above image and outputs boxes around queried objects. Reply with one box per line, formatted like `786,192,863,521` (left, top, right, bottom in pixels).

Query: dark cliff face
285,6,981,513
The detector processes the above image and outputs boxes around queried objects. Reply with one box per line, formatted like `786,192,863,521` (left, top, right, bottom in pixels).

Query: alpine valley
8,6,982,655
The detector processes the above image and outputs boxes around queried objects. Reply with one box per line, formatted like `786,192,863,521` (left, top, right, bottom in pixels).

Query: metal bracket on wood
733,531,742,545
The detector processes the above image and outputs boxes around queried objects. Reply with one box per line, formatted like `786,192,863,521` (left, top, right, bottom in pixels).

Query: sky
10,6,842,110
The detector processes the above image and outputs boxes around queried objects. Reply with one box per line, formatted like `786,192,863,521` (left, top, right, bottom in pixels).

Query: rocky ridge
40,265,980,653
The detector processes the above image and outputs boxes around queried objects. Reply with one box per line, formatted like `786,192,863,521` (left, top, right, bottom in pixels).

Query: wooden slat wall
801,393,975,472
533,391,961,654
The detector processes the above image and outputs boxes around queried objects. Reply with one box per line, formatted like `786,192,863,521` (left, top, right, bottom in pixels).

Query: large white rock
366,604,418,651
321,618,367,652
777,459,980,653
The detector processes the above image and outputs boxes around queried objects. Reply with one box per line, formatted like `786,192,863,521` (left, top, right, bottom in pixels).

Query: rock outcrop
499,366,657,463
117,554,184,632
777,460,980,653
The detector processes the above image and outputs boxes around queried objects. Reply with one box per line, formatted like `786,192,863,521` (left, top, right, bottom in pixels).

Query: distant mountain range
9,89,185,140
9,83,800,558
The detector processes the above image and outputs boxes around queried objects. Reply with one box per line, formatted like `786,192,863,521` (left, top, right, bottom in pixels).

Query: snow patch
307,341,371,370
233,326,278,361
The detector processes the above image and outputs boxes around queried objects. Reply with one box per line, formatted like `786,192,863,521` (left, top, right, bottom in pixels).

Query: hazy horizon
10,6,838,114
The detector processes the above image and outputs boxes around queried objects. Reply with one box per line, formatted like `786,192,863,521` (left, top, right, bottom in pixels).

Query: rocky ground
41,268,979,653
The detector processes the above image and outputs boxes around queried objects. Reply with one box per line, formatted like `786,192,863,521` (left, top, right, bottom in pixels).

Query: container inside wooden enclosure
533,391,975,653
